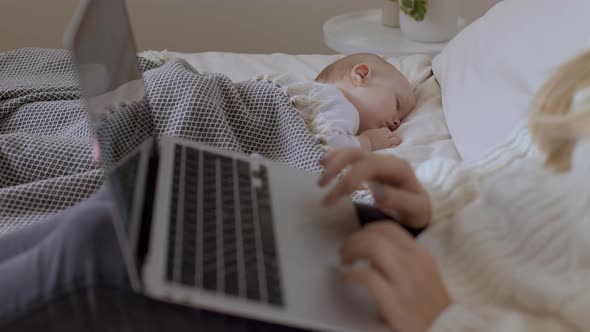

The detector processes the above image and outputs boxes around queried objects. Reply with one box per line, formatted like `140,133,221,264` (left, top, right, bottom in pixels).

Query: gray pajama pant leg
0,212,70,263
0,188,129,324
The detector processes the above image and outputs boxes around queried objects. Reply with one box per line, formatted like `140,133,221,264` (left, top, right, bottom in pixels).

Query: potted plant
398,0,459,43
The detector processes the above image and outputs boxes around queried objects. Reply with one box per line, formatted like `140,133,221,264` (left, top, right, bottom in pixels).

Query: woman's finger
370,183,431,228
340,229,403,283
323,158,375,205
323,155,416,206
318,149,338,166
319,148,350,167
318,148,367,186
344,267,400,326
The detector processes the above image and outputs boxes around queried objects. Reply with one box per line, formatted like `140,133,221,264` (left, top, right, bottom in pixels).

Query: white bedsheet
157,51,461,168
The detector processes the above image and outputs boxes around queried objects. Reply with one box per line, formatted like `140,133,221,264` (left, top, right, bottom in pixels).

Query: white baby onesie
305,82,361,149
296,81,361,148
255,74,361,149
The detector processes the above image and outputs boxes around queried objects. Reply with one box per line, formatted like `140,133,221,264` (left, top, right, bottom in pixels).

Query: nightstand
323,9,448,57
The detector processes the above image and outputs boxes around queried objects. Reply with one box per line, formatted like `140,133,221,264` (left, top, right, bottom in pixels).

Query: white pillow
432,0,590,161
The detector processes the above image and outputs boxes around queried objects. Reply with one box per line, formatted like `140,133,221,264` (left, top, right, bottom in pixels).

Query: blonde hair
529,50,590,171
315,53,394,83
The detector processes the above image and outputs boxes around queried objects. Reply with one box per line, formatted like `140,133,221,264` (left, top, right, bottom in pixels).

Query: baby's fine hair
315,53,395,83
529,50,590,171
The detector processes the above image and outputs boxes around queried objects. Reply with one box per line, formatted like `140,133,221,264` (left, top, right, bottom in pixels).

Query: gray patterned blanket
0,48,324,235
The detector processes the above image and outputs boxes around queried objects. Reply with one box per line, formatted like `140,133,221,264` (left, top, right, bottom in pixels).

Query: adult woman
319,50,590,331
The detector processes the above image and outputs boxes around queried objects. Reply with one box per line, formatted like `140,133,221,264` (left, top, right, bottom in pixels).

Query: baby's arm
310,83,400,151
356,135,372,151
324,133,363,150
357,128,402,151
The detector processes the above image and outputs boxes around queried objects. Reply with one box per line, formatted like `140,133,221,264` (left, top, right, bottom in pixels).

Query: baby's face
347,70,416,133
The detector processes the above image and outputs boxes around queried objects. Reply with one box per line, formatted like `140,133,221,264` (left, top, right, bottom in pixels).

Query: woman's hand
341,222,451,332
318,148,431,228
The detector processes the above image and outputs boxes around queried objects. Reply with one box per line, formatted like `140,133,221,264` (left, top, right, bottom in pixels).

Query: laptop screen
65,0,154,168
65,0,157,289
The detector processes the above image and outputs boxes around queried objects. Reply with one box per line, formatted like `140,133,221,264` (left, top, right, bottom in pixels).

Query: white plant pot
381,0,400,27
399,0,459,43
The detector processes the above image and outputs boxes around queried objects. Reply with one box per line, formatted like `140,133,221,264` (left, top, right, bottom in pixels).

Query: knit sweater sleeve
415,123,536,224
415,158,478,224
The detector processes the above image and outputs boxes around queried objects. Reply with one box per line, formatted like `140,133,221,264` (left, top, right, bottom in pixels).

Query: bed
154,50,463,168
0,0,588,236
0,49,459,235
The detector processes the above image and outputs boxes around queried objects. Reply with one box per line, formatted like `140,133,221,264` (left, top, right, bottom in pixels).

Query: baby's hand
359,128,401,151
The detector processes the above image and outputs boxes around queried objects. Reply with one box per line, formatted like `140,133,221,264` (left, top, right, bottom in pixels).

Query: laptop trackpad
267,165,389,331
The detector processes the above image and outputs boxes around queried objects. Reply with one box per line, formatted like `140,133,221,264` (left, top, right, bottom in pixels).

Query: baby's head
315,53,416,133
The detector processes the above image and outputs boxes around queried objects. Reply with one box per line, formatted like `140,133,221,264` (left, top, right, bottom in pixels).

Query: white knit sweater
414,123,590,331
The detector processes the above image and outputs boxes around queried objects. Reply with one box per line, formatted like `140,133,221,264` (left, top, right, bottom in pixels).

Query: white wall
0,0,499,54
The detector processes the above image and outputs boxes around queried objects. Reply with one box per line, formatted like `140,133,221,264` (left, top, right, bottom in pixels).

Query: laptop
64,1,393,331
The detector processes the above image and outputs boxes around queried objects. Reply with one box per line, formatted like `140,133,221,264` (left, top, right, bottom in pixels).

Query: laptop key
237,161,261,301
180,148,199,286
165,146,183,282
220,156,239,296
201,152,218,292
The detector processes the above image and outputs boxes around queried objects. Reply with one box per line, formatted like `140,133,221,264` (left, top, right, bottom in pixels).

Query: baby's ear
350,63,371,86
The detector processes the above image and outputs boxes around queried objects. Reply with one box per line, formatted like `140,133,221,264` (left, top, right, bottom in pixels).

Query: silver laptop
64,1,390,331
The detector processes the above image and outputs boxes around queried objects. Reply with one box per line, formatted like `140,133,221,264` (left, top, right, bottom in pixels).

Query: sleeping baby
305,53,416,151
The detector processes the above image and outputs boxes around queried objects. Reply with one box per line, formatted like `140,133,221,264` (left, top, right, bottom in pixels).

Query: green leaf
413,0,428,21
400,0,414,9
398,0,428,21
398,0,414,15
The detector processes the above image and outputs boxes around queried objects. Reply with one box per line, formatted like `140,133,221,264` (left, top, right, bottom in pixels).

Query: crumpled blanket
0,48,324,235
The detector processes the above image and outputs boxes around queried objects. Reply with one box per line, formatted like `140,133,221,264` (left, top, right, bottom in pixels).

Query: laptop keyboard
166,145,284,307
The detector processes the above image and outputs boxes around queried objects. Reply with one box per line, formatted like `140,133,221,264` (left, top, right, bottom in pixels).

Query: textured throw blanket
0,48,324,235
